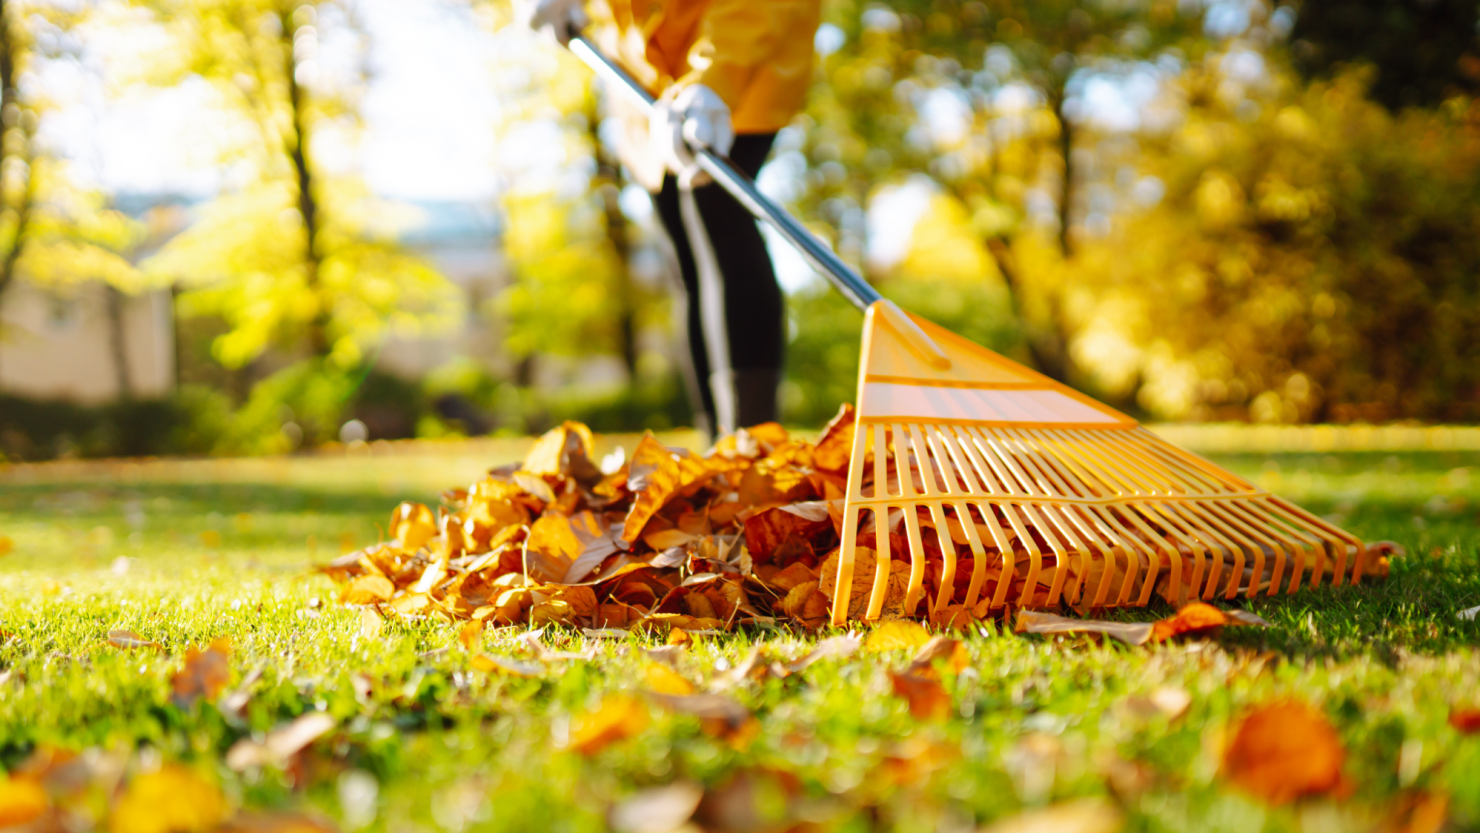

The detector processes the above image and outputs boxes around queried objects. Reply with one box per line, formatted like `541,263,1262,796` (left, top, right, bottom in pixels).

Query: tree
135,0,459,371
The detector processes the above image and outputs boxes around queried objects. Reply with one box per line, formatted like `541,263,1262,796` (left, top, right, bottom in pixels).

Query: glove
513,0,586,46
651,84,735,176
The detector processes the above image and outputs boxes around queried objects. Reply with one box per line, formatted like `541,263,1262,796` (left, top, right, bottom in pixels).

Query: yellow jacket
587,0,822,133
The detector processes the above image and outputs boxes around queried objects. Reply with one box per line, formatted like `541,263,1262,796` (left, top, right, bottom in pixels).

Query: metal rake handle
568,35,883,312
567,36,950,369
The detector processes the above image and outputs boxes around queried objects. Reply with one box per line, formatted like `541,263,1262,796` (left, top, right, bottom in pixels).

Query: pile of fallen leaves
320,412,870,633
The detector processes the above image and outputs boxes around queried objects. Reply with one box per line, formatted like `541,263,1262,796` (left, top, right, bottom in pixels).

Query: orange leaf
1150,602,1268,642
1223,700,1348,805
644,662,696,696
811,403,856,475
568,695,648,755
171,638,232,709
110,765,225,833
0,775,47,826
889,670,951,721
622,434,713,544
1449,708,1480,733
107,629,161,650
340,575,394,605
909,636,969,676
458,620,484,651
389,502,436,550
648,692,759,749
522,421,596,477
470,654,544,677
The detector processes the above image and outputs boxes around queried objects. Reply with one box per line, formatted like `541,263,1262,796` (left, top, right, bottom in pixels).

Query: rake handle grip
568,35,881,311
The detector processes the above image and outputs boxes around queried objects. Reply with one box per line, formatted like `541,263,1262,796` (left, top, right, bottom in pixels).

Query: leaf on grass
1121,686,1192,721
979,798,1124,833
0,775,48,826
1150,602,1269,642
889,670,951,721
1448,708,1480,733
0,536,13,557
864,620,931,653
786,635,862,673
1223,700,1349,805
107,629,161,650
470,654,544,678
110,765,226,833
568,695,648,755
359,607,383,640
225,712,336,770
341,575,394,605
908,635,969,676
458,620,484,651
644,662,696,696
171,638,232,709
1016,610,1153,645
609,782,704,833
648,692,759,748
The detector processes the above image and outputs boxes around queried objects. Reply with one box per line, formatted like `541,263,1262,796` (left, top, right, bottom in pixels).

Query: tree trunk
1053,90,1074,259
280,7,329,357
106,285,133,400
0,0,34,302
983,236,1071,383
587,97,640,381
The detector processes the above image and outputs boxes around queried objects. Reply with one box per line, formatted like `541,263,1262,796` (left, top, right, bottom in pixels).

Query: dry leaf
979,798,1124,833
389,502,436,550
359,607,383,640
786,635,862,673
0,536,13,557
1015,610,1154,645
1392,791,1449,833
909,635,969,675
1223,700,1348,805
1150,602,1269,642
171,638,232,709
107,629,161,650
110,765,226,833
1122,687,1192,721
470,654,544,677
458,620,484,651
225,712,336,770
1448,708,1480,733
341,575,394,605
609,782,704,833
865,620,931,653
644,662,696,696
568,695,649,755
0,775,47,826
889,670,951,721
648,692,759,748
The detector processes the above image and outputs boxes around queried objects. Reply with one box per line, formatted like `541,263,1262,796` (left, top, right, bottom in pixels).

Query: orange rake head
827,302,1370,626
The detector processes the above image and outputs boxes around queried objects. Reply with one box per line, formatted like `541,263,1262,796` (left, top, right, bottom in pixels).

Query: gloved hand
513,0,586,45
651,84,735,175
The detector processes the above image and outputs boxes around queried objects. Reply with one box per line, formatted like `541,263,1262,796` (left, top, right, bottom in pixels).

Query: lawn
3,431,1480,832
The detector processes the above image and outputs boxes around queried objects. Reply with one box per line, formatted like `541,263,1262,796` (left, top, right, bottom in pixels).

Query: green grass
3,440,1480,831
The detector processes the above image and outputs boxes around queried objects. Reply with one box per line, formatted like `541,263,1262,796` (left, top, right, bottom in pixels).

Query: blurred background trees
4,0,1480,460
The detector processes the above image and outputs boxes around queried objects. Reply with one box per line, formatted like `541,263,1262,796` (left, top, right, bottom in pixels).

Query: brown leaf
889,670,951,721
908,635,969,676
743,506,831,564
523,514,582,585
568,695,648,755
622,434,714,544
171,638,232,709
648,692,759,748
458,620,484,651
1121,686,1192,721
979,798,1124,833
522,421,596,478
225,712,337,770
811,403,856,475
1448,708,1480,733
1015,610,1154,645
1223,700,1348,805
786,635,862,673
609,782,704,833
341,575,394,605
106,629,161,650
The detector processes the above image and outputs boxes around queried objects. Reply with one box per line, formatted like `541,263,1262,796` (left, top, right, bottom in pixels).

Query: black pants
654,133,784,433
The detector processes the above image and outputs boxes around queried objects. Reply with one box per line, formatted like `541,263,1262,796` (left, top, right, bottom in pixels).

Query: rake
567,37,1371,627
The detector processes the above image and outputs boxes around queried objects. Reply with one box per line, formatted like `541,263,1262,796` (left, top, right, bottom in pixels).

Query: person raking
515,0,823,438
